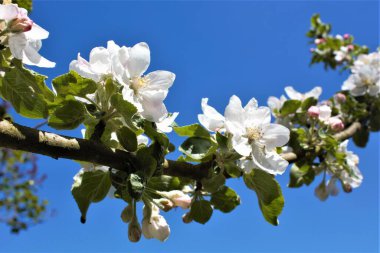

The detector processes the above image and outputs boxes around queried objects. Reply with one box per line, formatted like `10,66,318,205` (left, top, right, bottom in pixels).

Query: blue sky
1,1,379,252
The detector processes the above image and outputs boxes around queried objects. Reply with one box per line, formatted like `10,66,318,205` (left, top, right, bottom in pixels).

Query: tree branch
0,120,362,180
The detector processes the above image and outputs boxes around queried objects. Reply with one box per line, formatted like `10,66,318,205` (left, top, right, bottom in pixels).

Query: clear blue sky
1,1,379,252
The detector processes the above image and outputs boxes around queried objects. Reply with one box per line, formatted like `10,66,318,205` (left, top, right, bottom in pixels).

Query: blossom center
130,76,149,94
246,127,262,142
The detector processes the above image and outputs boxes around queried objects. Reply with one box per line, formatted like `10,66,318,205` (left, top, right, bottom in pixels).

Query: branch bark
0,119,362,180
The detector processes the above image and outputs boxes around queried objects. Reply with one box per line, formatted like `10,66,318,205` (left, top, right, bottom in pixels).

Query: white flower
142,205,170,242
69,40,121,82
157,190,192,209
342,52,380,97
284,86,322,101
225,95,290,175
156,112,179,133
0,4,55,67
198,98,225,132
337,140,363,188
334,46,349,62
118,42,175,123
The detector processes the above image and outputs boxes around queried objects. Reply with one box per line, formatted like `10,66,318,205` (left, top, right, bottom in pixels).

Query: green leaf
71,170,111,222
190,200,213,224
147,175,190,192
110,93,139,132
179,137,217,161
173,124,210,138
243,169,284,226
288,164,314,188
280,100,302,116
116,127,138,152
143,121,169,148
0,61,54,118
301,97,318,111
52,71,97,98
210,186,240,213
201,173,226,193
48,100,86,130
136,147,157,179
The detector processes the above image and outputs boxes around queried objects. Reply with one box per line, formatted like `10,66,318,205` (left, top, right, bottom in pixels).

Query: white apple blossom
142,205,170,242
198,98,225,132
284,86,322,101
342,52,380,97
267,95,287,115
334,46,350,62
116,42,175,123
0,4,55,67
336,140,363,188
225,95,290,175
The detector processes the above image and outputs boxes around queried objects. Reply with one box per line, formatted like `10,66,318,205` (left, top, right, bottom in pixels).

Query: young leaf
243,169,284,226
116,127,138,152
173,124,210,138
280,100,302,116
210,186,240,213
179,137,217,161
52,71,97,98
71,170,112,223
110,93,139,132
48,100,86,129
190,200,213,224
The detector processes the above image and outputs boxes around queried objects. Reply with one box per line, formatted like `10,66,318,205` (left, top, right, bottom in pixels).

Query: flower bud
307,106,320,118
314,182,328,201
157,198,174,212
128,217,142,243
329,117,344,131
8,17,33,33
157,190,192,209
347,44,354,51
343,33,351,40
142,206,170,242
314,38,325,45
182,212,193,224
343,183,352,193
121,205,133,223
334,93,346,103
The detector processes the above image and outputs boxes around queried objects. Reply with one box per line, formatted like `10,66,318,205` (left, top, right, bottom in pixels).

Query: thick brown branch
0,119,363,180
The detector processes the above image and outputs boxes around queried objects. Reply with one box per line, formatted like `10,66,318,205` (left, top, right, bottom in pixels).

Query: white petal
224,95,245,125
0,4,19,20
127,42,150,77
284,86,302,100
305,86,322,99
141,100,167,123
251,144,289,175
21,39,55,67
156,112,179,133
144,70,175,91
244,97,258,112
238,159,255,173
261,124,290,150
318,105,332,122
198,98,225,132
231,136,251,156
245,106,271,127
89,47,111,74
137,135,149,145
267,96,281,112
70,54,100,81
8,33,27,60
225,121,246,138
25,23,49,40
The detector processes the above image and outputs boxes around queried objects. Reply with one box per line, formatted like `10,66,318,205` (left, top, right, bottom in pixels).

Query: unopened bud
347,44,354,51
121,205,133,223
128,217,142,243
307,106,320,118
334,93,346,103
343,184,352,193
8,17,33,33
329,118,344,131
182,212,193,224
157,198,174,212
343,33,351,40
157,190,192,209
314,38,326,45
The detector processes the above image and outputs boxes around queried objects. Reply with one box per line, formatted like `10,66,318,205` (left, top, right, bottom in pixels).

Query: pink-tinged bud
157,198,174,212
307,106,320,118
310,48,315,53
128,217,142,243
182,212,193,224
157,190,192,209
347,44,354,51
329,117,344,131
314,38,326,45
343,184,352,193
343,34,351,40
121,205,133,223
8,17,33,33
334,93,346,103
